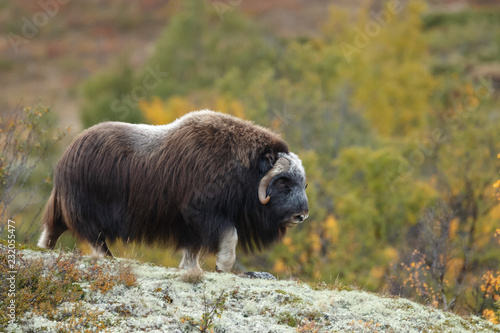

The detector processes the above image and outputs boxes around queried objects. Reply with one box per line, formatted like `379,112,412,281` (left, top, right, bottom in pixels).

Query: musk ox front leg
215,227,238,272
179,248,201,271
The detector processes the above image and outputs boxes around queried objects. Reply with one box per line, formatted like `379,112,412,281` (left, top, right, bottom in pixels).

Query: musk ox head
258,152,309,229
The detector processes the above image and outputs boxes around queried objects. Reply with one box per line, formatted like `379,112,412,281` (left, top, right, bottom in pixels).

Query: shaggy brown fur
38,111,296,257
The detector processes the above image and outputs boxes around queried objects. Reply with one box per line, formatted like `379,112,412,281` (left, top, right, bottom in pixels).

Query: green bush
80,60,144,128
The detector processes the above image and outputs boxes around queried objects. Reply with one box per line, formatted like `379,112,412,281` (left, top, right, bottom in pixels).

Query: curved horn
258,157,290,205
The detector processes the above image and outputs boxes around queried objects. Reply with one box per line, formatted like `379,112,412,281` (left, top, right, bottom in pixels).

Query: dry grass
180,268,205,284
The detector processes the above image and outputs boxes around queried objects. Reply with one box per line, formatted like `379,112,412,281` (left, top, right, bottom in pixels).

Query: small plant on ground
181,289,227,332
0,250,85,326
87,260,137,293
116,264,137,287
348,319,382,332
401,249,442,308
277,312,298,327
296,318,322,333
55,302,111,333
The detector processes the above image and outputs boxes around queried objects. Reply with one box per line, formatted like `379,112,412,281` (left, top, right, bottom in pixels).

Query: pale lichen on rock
3,246,500,333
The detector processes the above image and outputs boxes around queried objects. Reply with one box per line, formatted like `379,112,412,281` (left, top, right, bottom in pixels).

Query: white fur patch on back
128,116,186,152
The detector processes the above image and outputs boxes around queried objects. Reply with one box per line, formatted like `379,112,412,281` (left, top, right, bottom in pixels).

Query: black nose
294,212,309,223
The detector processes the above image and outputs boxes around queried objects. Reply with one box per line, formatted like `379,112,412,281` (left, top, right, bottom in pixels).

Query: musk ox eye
278,179,285,185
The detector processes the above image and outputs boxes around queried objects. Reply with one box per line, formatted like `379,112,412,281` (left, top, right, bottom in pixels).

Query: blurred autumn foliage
480,156,500,323
7,0,499,323
0,105,65,238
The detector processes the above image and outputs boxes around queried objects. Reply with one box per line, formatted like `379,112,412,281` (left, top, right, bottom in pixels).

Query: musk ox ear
259,153,275,174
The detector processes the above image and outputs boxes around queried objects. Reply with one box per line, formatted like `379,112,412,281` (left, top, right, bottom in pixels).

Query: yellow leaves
474,253,500,324
401,250,442,306
281,236,296,254
321,6,351,38
383,247,398,262
448,218,459,240
462,82,482,112
466,95,480,109
465,83,475,96
140,96,195,125
309,232,322,255
483,309,499,324
481,270,500,302
299,253,308,265
408,0,428,13
495,152,500,202
323,215,339,244
214,97,245,119
273,259,287,274
370,266,385,280
446,258,464,282
139,95,247,125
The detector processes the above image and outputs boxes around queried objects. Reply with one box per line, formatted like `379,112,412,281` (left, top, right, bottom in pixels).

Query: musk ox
38,110,309,272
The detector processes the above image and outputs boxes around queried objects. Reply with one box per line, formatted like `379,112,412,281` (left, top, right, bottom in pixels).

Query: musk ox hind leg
179,248,201,272
90,233,113,257
37,224,67,250
37,192,68,249
215,227,238,272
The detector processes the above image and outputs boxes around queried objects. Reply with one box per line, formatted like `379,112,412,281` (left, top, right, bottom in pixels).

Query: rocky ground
3,245,499,333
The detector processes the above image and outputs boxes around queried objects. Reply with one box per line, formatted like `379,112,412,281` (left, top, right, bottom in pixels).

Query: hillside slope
2,246,499,333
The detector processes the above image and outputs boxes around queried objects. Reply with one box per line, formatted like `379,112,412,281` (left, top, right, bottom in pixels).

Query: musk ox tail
37,190,68,249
